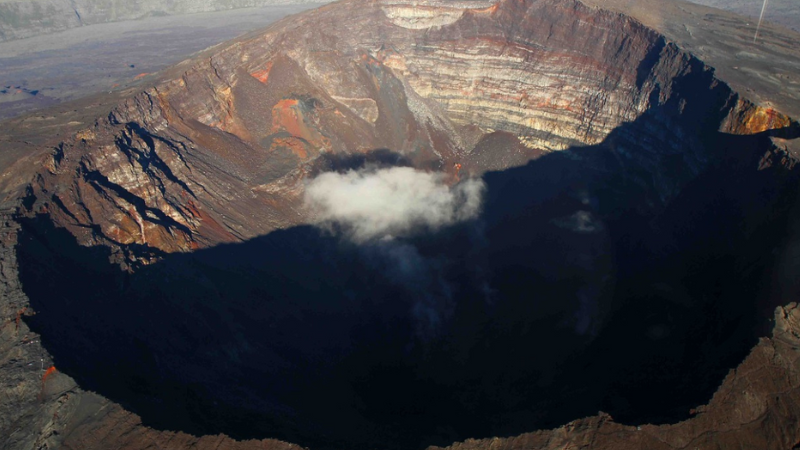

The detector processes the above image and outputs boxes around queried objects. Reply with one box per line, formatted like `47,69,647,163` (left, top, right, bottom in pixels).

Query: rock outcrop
20,0,799,261
0,0,799,449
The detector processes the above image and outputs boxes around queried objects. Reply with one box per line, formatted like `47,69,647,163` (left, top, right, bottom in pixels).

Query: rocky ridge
0,0,799,448
19,0,799,260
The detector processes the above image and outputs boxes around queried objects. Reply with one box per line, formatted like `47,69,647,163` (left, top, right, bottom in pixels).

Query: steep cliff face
24,0,798,260
2,0,800,449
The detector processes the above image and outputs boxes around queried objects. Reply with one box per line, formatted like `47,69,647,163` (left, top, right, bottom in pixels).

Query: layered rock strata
21,0,798,261
0,0,799,448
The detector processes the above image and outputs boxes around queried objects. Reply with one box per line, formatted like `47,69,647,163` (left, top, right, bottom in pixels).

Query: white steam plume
305,166,485,243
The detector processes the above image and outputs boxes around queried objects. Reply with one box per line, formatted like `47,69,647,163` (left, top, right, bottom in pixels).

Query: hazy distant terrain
0,0,330,41
686,0,799,32
0,0,796,43
0,4,324,120
0,0,796,121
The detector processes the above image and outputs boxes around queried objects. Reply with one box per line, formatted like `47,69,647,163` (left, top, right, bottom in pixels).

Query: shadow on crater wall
17,112,800,450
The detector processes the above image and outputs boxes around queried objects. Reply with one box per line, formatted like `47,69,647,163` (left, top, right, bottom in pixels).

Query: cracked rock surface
0,0,799,449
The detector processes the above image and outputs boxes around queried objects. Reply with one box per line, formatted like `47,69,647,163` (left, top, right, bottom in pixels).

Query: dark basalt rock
0,0,799,449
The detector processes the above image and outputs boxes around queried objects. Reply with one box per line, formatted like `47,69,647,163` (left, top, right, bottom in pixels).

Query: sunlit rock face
27,0,794,262
4,0,800,449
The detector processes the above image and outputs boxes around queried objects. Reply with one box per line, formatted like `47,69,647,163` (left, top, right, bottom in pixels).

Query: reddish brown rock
8,0,796,263
0,0,798,449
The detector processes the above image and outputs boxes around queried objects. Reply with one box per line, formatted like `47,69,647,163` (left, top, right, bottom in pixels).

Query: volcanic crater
3,0,800,449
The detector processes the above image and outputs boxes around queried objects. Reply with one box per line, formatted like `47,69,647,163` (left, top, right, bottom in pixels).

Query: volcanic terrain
1,0,800,449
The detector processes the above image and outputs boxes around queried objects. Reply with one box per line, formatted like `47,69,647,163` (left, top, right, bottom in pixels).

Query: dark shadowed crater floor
17,113,799,450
